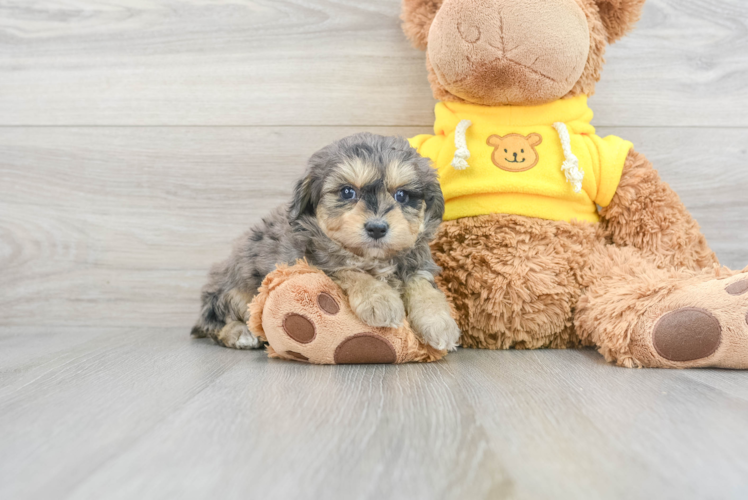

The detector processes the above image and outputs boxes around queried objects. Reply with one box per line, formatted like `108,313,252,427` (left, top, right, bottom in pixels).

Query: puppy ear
527,134,543,147
596,0,646,43
487,135,504,147
288,175,315,222
424,176,445,225
402,0,444,50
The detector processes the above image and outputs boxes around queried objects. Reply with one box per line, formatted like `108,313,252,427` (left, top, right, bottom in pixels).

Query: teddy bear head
402,0,646,106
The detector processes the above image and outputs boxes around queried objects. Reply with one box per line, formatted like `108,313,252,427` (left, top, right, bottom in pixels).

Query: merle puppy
191,133,460,351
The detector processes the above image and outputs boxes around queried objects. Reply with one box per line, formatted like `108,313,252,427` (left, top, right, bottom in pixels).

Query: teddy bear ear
401,0,444,50
486,135,504,147
596,0,647,44
527,134,543,147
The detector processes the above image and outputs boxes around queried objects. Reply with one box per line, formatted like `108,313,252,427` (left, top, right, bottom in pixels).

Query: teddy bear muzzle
427,0,591,106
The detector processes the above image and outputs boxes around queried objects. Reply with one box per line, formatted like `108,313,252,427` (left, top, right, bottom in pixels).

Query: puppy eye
394,190,409,204
340,186,357,200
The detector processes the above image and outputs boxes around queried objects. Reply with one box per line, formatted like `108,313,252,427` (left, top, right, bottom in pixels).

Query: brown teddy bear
402,0,748,368
252,0,748,367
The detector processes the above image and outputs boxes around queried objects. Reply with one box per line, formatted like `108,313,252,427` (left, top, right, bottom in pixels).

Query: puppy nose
365,220,389,240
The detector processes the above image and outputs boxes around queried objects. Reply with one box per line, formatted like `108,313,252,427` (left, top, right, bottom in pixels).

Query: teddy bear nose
365,220,389,240
513,152,518,158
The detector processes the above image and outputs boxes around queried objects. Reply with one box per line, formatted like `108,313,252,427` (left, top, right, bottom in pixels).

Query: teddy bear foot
247,261,446,365
630,274,748,368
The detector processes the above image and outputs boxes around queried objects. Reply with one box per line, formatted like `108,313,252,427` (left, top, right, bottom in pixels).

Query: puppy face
316,157,426,259
289,134,444,260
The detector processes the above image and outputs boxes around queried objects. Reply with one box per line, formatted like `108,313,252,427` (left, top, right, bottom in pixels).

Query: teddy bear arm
599,148,718,271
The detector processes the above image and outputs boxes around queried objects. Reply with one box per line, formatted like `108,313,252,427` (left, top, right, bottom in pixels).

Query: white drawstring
553,122,584,193
451,120,472,170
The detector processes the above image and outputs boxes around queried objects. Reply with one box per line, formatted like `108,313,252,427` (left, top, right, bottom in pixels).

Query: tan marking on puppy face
322,156,379,194
317,199,371,256
381,202,423,254
384,160,428,252
487,133,543,172
385,160,419,192
316,157,430,260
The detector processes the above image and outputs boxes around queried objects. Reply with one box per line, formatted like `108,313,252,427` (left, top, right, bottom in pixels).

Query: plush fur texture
427,0,591,105
575,255,746,368
600,150,718,271
402,0,443,50
431,212,595,350
248,260,446,364
192,133,460,352
596,0,647,43
402,0,645,105
430,148,748,367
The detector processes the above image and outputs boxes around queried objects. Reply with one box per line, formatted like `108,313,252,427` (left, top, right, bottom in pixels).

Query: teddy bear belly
431,213,602,350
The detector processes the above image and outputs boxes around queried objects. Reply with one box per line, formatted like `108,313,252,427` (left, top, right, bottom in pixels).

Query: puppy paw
348,286,406,329
215,321,264,350
410,311,461,351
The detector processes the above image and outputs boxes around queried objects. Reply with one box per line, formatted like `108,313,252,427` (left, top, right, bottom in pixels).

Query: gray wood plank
0,0,747,127
2,327,748,499
0,327,251,500
1,126,747,329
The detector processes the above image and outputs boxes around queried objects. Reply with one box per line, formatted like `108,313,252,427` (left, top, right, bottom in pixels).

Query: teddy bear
402,0,748,368
252,0,748,368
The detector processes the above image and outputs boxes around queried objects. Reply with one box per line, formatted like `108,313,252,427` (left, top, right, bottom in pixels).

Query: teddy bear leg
248,263,445,364
575,244,748,369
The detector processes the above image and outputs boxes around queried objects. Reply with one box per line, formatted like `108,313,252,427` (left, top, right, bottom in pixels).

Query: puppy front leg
334,270,405,329
404,273,461,351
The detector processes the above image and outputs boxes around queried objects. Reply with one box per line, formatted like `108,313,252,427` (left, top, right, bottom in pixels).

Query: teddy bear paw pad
726,279,748,296
285,351,310,362
283,314,316,344
333,333,397,364
652,307,722,362
317,292,340,315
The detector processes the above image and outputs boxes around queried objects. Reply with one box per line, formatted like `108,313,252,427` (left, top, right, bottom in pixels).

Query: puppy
191,133,460,351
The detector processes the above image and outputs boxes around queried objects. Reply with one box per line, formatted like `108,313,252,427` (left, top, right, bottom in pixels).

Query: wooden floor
2,0,748,498
5,327,748,499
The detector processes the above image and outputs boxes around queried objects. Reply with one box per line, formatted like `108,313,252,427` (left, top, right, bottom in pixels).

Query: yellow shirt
409,95,633,223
